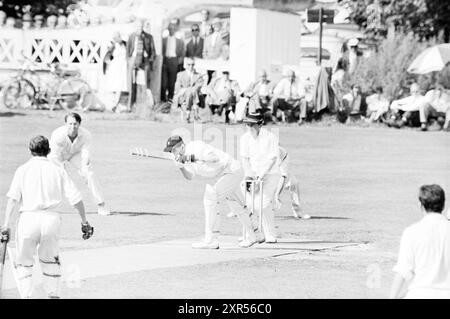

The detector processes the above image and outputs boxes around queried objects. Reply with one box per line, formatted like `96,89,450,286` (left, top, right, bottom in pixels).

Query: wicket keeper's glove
0,227,10,244
81,222,94,240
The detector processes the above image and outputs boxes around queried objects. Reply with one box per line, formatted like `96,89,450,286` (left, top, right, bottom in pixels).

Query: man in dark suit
185,24,204,59
126,19,156,111
161,23,185,102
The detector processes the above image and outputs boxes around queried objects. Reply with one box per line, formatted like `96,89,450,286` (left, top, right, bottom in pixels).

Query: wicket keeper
240,112,281,243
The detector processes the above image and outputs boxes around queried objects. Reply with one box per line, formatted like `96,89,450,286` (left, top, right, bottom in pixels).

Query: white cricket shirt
240,128,279,177
184,141,240,178
393,213,450,298
49,125,92,163
7,157,82,212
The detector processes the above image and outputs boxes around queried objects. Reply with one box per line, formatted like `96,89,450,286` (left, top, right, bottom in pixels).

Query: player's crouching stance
274,146,310,219
49,112,111,215
163,135,258,248
240,113,281,243
0,136,93,299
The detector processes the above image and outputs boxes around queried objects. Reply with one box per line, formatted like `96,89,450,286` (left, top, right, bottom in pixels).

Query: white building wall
229,8,258,90
230,7,301,90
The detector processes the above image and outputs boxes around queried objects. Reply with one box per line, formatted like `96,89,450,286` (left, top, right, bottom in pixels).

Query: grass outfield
0,110,449,298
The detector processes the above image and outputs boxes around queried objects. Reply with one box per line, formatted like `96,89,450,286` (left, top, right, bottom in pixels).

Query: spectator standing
347,38,361,73
331,58,347,105
203,18,225,60
185,24,204,59
199,9,211,39
34,15,44,29
390,184,450,299
104,32,128,111
0,11,6,27
161,23,185,102
203,18,226,83
126,19,156,112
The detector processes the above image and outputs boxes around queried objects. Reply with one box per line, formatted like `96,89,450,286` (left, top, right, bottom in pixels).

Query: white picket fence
0,25,134,91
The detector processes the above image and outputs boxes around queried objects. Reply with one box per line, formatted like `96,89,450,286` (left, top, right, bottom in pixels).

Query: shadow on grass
111,211,175,217
0,111,26,117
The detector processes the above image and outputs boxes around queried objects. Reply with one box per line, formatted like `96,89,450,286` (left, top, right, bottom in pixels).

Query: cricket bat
129,148,176,161
0,240,6,297
130,148,207,163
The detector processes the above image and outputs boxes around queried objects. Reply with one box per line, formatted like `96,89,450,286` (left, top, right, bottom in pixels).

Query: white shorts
15,211,61,267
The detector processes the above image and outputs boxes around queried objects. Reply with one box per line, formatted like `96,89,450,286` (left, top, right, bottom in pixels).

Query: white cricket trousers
15,211,62,298
203,167,255,243
243,173,280,240
52,153,104,205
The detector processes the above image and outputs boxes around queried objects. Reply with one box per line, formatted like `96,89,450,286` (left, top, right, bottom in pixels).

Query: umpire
0,135,94,299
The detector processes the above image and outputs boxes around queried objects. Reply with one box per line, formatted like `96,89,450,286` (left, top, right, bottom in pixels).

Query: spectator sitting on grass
337,84,367,123
366,86,390,123
421,83,450,132
390,184,450,299
388,83,428,130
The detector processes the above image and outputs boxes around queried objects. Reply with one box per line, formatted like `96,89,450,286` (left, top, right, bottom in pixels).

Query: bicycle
1,56,92,111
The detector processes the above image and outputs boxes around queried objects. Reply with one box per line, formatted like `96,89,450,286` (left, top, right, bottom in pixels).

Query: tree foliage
340,0,450,42
342,31,440,101
0,0,78,17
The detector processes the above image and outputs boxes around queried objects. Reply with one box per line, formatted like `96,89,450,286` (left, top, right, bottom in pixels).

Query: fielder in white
390,184,450,299
240,112,281,243
274,146,310,219
49,112,110,215
1,136,94,299
163,135,258,248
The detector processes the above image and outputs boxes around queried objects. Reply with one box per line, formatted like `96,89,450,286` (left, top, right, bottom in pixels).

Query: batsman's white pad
235,97,249,121
203,184,218,204
7,247,29,298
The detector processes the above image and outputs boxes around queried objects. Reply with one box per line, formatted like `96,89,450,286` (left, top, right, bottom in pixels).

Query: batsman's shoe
256,232,265,243
301,214,311,220
192,240,219,249
238,239,257,248
97,205,111,216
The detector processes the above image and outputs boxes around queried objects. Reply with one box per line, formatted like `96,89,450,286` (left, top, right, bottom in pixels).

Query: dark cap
163,135,183,152
243,112,264,125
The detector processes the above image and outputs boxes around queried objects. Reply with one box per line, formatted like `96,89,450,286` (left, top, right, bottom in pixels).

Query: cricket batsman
49,112,110,215
163,135,258,249
0,136,94,299
240,112,281,243
274,146,311,219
